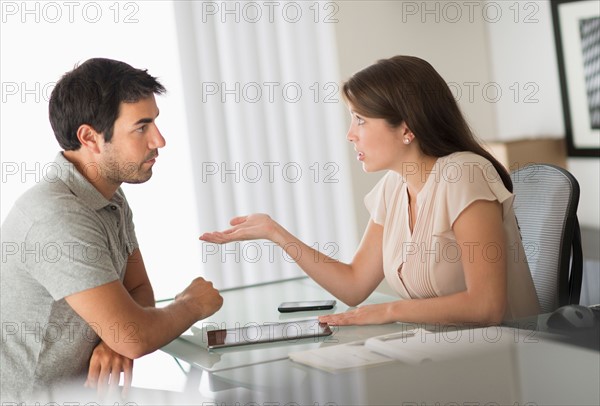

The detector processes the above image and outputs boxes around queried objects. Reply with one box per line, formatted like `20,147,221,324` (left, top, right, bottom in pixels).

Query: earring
403,137,411,145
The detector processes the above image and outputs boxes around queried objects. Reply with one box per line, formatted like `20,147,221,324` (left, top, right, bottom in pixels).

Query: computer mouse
546,305,596,330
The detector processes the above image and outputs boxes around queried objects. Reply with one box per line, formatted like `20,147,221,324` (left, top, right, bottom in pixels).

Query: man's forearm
68,277,222,360
128,283,156,308
120,285,222,359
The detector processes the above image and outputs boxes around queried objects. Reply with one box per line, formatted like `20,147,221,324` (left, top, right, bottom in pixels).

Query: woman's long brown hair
343,55,512,192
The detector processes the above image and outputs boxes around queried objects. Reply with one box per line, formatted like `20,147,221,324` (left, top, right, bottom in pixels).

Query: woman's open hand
199,213,282,244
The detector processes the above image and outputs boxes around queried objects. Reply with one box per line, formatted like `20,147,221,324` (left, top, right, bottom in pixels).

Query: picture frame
551,0,600,157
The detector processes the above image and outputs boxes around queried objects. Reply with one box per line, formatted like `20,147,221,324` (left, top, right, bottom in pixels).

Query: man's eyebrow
133,110,159,126
134,118,154,126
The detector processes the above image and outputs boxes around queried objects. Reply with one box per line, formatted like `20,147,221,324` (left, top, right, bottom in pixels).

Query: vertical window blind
172,1,359,290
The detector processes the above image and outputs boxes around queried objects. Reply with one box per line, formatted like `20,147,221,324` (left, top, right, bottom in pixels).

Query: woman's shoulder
366,170,404,201
367,170,402,189
432,151,506,191
384,170,408,192
436,152,498,181
382,169,403,184
439,151,493,167
364,170,406,222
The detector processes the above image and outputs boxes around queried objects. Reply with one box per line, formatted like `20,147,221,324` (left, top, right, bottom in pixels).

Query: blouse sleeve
364,172,392,225
444,157,514,227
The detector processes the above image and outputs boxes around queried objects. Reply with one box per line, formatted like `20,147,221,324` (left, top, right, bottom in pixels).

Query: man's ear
76,124,102,153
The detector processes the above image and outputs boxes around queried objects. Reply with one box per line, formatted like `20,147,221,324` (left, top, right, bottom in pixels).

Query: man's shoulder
13,179,96,224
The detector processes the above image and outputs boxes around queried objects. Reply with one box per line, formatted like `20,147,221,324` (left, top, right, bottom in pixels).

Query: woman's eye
356,116,365,125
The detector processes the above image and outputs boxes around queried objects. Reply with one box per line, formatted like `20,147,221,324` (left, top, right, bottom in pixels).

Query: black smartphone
206,319,332,349
278,300,337,313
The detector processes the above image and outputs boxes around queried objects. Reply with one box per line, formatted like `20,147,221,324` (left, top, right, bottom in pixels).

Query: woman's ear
76,124,102,153
399,121,415,143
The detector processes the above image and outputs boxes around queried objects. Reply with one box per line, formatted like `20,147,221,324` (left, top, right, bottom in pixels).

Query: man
1,58,223,400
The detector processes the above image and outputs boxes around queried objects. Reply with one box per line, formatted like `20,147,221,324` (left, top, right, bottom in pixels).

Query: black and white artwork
552,0,600,156
579,16,600,130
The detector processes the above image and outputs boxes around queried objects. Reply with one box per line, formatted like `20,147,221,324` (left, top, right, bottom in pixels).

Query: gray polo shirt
1,152,139,400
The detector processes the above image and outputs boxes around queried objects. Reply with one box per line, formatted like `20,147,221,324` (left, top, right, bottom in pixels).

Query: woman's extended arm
200,214,385,306
319,199,508,326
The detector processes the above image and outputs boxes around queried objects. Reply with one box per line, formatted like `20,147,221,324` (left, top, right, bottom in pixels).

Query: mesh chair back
511,164,582,314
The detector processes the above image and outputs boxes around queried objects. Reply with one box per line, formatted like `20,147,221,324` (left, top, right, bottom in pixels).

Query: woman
200,55,540,326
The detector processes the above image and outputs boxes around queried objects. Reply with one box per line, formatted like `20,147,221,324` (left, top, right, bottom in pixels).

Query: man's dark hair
49,58,166,150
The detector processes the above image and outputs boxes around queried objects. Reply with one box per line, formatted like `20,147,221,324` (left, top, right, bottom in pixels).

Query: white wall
485,0,565,139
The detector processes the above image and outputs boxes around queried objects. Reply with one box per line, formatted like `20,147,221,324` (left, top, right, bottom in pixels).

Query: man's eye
136,125,147,133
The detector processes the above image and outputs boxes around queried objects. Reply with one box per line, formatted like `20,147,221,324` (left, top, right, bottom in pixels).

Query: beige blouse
365,152,540,320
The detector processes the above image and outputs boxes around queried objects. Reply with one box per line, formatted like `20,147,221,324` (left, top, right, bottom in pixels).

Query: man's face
99,95,165,185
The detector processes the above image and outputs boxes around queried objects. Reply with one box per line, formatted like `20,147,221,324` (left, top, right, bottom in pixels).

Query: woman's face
346,107,410,173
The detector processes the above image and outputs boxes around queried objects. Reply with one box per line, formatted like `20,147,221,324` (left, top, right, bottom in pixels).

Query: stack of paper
288,329,419,372
289,326,526,372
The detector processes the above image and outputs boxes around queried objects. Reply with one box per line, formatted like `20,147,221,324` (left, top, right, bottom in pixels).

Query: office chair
510,164,583,314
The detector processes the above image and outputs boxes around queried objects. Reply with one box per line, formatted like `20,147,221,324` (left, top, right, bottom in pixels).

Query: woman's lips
357,152,365,161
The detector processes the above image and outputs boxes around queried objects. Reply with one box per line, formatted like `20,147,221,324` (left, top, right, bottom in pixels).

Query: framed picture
551,0,600,157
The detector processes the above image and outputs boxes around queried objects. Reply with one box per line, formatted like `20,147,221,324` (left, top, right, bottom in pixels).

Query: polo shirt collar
54,152,113,211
